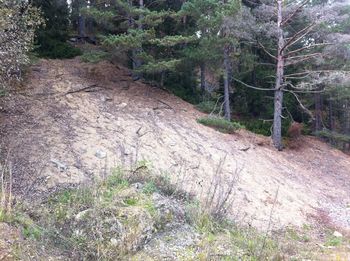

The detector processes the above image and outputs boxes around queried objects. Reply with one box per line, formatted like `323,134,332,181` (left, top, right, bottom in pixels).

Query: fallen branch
153,99,174,110
65,84,101,95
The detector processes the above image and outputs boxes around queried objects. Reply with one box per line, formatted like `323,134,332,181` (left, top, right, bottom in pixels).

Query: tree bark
314,90,322,132
223,45,231,121
272,0,285,151
78,15,86,38
342,99,350,151
200,63,206,95
128,0,143,80
329,98,334,131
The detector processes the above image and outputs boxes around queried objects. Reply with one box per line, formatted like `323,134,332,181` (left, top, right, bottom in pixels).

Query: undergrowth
35,39,82,59
80,50,109,64
1,164,346,260
197,116,244,134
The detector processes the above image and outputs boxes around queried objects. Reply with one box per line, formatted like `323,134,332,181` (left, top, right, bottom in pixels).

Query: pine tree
31,0,82,58
86,0,194,80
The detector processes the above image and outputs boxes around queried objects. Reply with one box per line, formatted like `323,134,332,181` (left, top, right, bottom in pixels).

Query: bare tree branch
281,0,309,27
285,53,322,66
281,23,316,53
232,77,276,91
285,52,322,60
257,41,277,60
284,89,314,119
285,43,333,57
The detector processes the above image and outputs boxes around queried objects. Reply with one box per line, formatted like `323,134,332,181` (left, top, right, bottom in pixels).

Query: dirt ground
1,58,349,232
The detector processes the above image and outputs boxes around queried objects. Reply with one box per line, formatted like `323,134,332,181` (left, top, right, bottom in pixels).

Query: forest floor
0,57,350,259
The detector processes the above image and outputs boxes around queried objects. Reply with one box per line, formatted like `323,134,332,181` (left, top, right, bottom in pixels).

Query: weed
106,168,129,189
142,181,158,195
325,236,343,247
144,199,157,217
23,225,43,240
0,88,7,97
124,197,138,206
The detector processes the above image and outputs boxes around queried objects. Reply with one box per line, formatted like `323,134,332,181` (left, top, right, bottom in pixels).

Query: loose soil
1,57,349,233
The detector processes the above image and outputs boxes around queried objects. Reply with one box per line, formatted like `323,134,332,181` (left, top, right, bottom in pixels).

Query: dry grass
0,158,13,220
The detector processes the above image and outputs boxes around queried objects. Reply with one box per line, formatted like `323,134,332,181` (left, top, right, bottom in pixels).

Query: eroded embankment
0,58,349,232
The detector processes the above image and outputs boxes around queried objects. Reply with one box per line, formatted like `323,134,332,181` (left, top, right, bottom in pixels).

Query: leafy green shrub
325,236,343,247
315,130,350,143
197,117,244,134
239,118,292,137
240,119,272,136
36,39,82,59
81,50,109,63
196,100,219,114
142,181,158,195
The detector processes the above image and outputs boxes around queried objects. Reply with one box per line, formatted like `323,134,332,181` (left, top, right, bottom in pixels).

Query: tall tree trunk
132,0,143,79
314,90,322,132
329,98,334,131
135,0,143,70
344,99,350,135
78,14,86,38
128,0,143,80
223,45,231,121
272,0,285,151
344,99,350,151
200,63,206,95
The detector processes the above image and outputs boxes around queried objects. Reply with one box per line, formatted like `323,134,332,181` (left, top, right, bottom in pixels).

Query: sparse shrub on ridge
197,116,244,134
81,50,109,64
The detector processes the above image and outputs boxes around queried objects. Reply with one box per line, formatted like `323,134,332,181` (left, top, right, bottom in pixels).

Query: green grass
142,181,158,195
197,116,244,134
325,235,343,247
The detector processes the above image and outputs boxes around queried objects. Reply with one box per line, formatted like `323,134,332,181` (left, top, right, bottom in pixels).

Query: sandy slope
1,58,349,231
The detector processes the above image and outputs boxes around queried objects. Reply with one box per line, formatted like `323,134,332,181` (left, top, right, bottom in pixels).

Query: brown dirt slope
1,58,349,231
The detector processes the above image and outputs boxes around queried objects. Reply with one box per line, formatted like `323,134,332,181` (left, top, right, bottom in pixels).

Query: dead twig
64,84,102,95
153,99,174,111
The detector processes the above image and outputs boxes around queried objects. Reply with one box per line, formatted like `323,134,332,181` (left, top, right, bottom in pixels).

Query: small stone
50,159,68,172
95,150,107,159
102,96,113,102
75,209,92,221
110,238,119,246
333,231,343,237
118,102,127,108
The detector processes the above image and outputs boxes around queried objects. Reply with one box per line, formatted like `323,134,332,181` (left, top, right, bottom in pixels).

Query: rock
101,96,113,102
152,193,186,229
118,102,128,108
95,150,107,159
134,224,200,260
333,231,343,237
50,159,68,172
75,209,92,221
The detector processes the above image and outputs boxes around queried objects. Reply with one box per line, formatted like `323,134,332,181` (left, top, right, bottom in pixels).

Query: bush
36,39,82,59
239,118,292,137
315,130,350,143
240,119,272,136
196,100,220,114
81,50,109,64
197,116,244,134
